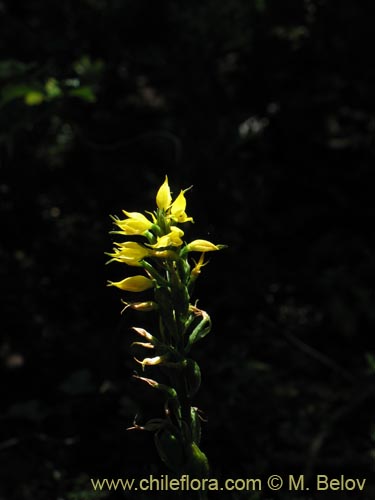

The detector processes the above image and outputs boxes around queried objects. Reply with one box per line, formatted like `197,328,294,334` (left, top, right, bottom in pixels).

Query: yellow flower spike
108,241,151,266
107,177,225,476
107,275,154,292
148,226,184,249
186,239,221,252
156,175,172,210
170,190,194,223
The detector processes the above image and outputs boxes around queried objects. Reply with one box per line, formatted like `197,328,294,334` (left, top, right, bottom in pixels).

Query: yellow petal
121,301,158,312
171,190,186,214
132,326,155,341
148,226,184,248
107,275,154,292
170,190,194,223
191,253,208,277
109,241,150,266
134,355,168,368
131,341,154,349
156,175,172,210
186,239,220,252
122,211,151,222
115,218,152,235
113,212,153,235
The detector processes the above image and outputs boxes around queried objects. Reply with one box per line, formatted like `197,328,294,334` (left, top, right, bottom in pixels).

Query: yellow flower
121,301,158,313
170,190,194,223
186,239,220,252
148,226,184,249
155,176,193,223
156,175,172,210
134,354,169,369
114,211,153,235
107,275,154,292
191,253,208,277
132,326,157,341
107,242,151,266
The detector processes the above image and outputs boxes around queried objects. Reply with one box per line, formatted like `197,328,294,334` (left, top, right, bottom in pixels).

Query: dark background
1,1,375,499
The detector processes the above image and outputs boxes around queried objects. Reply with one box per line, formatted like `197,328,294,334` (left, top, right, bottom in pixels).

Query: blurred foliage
1,0,375,499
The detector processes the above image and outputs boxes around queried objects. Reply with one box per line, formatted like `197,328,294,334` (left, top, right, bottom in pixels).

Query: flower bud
156,175,172,210
184,359,201,398
131,341,154,349
154,428,186,473
186,442,209,478
107,275,154,292
134,354,169,370
121,301,158,313
132,326,158,343
190,407,201,445
133,375,178,399
186,311,212,350
186,239,220,252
